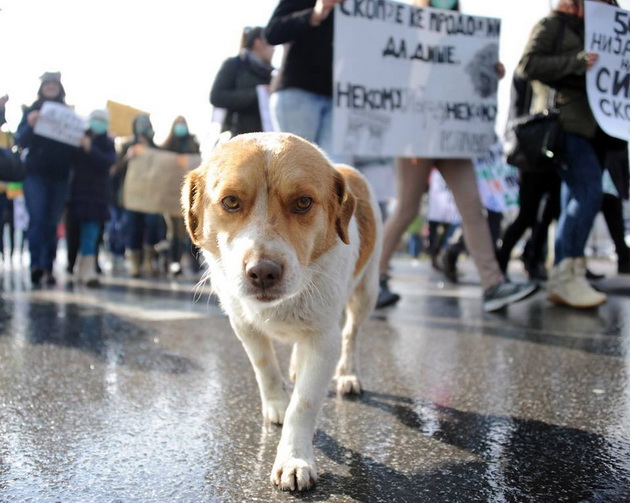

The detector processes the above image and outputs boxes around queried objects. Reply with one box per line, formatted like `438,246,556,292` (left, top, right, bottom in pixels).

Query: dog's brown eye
293,197,313,214
221,196,240,211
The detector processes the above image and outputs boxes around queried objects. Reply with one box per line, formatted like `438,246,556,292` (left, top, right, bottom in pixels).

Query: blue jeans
271,88,350,164
124,210,165,251
80,221,101,256
554,133,604,264
23,174,69,271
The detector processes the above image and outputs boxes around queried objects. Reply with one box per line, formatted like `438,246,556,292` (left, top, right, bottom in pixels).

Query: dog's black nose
246,260,283,290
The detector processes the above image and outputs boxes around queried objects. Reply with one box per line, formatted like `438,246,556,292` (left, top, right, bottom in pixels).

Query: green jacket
517,12,596,139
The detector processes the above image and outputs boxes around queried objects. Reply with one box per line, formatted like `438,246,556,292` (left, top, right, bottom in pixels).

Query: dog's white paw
271,454,317,491
336,374,362,395
262,397,290,424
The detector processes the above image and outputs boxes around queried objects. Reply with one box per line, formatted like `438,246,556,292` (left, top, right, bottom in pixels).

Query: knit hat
89,109,110,123
40,71,62,84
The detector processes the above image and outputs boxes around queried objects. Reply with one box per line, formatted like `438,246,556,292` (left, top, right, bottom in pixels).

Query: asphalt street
0,256,628,502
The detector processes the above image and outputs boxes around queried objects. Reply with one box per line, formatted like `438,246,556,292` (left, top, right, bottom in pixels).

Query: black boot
376,273,400,308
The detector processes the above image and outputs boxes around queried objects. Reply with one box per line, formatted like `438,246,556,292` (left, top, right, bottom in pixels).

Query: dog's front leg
233,324,290,424
271,331,339,491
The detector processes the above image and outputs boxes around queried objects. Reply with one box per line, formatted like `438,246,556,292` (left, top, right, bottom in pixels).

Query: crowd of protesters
0,0,627,315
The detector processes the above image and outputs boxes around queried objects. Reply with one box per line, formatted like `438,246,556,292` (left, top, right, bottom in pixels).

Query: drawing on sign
343,110,391,155
466,43,500,98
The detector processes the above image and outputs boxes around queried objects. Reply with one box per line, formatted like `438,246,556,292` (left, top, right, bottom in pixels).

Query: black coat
15,103,77,180
210,52,273,136
68,133,116,222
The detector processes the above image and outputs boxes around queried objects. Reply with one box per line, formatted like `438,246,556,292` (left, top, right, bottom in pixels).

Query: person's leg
376,158,431,307
439,160,503,291
65,216,80,274
548,134,606,307
124,209,144,277
526,172,561,268
40,179,69,283
78,221,102,286
379,158,431,274
496,172,544,272
554,135,604,264
22,174,48,281
601,193,630,272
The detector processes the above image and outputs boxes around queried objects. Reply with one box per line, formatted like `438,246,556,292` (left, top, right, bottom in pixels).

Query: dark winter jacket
68,132,116,222
265,0,334,97
517,12,595,139
210,51,273,136
15,102,77,180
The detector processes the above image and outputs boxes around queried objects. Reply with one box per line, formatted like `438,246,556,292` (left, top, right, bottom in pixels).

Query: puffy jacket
517,12,596,139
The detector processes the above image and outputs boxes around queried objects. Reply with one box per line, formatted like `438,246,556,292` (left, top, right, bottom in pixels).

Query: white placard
33,101,85,147
586,1,630,141
256,85,276,132
333,1,501,158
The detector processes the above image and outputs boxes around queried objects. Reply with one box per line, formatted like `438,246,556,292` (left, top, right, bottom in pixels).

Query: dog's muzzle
245,259,284,300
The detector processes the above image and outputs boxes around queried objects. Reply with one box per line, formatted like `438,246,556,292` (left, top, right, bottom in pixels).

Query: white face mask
430,0,457,10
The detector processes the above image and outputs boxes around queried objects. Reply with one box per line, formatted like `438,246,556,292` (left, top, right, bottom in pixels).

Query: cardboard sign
106,100,150,138
33,101,85,146
333,0,501,158
122,147,201,216
586,1,630,141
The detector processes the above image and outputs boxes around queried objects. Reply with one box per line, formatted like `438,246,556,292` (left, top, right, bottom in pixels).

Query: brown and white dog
181,132,381,491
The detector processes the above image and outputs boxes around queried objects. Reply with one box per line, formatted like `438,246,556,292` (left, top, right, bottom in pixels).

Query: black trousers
497,170,561,271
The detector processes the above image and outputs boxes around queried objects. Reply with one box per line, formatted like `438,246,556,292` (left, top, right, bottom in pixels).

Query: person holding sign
265,0,349,162
377,0,539,313
518,0,625,309
15,72,77,286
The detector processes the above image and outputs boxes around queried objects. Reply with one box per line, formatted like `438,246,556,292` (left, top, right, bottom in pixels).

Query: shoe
44,271,56,286
585,268,605,281
431,254,442,271
524,261,548,282
126,250,142,278
483,281,539,312
441,248,459,283
78,255,101,288
30,268,44,286
618,260,630,274
548,258,606,308
375,273,400,309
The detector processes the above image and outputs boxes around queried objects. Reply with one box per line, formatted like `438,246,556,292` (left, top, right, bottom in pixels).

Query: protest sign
333,0,501,158
106,100,149,138
33,102,85,147
122,146,201,217
475,141,519,215
585,1,630,141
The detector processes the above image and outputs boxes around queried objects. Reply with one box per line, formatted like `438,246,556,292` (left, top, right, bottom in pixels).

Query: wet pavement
0,256,629,503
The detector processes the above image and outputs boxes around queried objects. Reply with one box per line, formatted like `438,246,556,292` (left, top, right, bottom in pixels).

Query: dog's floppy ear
181,167,205,247
334,171,356,245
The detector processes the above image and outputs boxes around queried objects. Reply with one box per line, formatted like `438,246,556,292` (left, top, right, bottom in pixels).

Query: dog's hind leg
335,272,378,395
233,323,290,425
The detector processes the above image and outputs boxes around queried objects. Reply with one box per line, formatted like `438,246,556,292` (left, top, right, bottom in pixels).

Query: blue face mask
173,123,188,137
430,0,457,9
89,119,108,135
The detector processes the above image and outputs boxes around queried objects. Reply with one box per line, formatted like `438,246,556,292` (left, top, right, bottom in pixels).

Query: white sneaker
548,258,606,308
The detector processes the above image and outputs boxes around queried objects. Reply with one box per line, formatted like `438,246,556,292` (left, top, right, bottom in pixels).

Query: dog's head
182,133,356,305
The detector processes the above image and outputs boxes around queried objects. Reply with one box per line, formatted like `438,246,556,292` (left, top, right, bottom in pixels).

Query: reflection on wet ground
0,258,628,502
